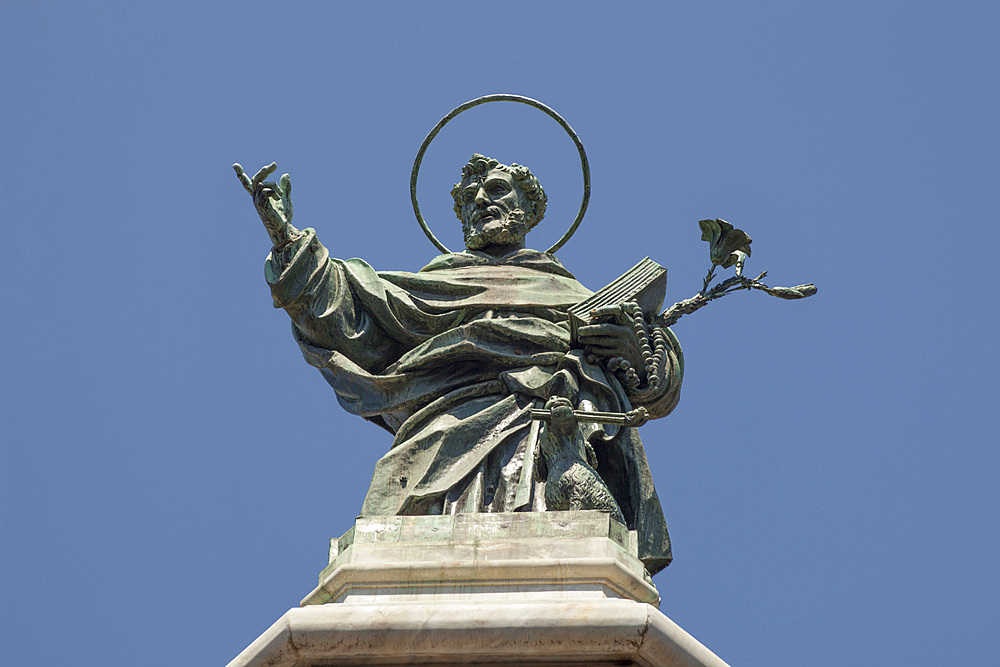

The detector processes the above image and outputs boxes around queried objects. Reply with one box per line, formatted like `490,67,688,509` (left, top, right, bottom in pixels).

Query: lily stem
658,269,775,328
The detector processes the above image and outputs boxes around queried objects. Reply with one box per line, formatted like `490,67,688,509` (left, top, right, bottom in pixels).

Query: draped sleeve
265,228,405,373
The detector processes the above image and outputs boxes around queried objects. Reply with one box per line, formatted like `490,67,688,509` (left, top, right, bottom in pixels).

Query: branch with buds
655,219,817,329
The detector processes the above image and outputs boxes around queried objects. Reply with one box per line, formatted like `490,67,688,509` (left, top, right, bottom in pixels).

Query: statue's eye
488,183,509,195
462,190,476,203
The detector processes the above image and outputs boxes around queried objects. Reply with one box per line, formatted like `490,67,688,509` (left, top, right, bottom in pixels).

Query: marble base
228,511,729,666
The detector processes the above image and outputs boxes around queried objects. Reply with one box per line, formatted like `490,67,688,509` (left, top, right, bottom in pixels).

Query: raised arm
234,162,404,373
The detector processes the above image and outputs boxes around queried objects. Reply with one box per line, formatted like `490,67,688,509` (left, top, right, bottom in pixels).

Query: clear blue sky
3,3,997,665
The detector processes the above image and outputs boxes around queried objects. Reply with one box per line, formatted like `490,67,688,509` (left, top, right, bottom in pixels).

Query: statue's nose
474,186,490,207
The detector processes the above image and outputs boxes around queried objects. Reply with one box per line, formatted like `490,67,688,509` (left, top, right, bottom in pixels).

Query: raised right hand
234,162,296,246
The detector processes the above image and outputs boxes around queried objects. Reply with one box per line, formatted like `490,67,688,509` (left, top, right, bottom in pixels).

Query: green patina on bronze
235,153,681,574
233,103,815,576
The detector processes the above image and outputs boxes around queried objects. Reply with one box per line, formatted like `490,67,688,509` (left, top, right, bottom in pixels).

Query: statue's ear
527,201,542,228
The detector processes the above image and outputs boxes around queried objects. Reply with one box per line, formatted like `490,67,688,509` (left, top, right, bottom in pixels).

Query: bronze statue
235,152,682,574
234,97,814,577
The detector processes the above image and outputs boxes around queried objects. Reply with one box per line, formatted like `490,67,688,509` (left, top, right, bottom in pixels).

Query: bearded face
458,169,532,251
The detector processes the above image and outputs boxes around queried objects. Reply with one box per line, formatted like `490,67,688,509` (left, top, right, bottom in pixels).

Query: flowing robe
265,228,684,574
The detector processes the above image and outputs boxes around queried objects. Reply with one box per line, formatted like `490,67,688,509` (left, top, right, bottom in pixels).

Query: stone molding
227,512,729,666
304,556,659,606
303,511,654,606
228,599,729,666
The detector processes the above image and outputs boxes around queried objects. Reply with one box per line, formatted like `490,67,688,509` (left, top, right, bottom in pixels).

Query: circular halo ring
410,94,590,254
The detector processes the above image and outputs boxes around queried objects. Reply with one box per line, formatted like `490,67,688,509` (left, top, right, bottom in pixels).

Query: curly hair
450,154,547,228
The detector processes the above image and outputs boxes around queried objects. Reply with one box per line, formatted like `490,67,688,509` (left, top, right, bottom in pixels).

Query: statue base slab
227,511,729,666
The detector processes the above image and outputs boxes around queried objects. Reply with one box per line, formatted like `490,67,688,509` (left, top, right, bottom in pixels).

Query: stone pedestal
228,511,729,666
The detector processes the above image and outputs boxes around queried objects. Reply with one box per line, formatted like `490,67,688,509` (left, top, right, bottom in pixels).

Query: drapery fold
264,228,682,574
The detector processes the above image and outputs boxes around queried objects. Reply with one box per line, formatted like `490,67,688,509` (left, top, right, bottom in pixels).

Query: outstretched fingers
233,163,253,194
251,162,278,188
279,174,293,222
